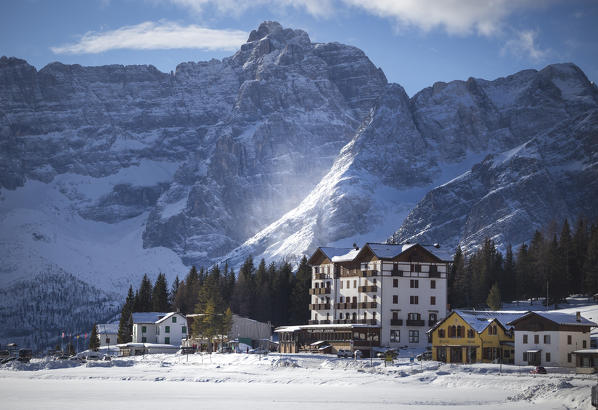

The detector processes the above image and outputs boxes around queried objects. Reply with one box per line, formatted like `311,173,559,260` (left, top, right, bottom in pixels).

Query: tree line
117,256,311,343
449,217,598,309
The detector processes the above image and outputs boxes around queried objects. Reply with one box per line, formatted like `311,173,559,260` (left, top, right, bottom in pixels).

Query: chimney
576,311,581,322
353,243,359,251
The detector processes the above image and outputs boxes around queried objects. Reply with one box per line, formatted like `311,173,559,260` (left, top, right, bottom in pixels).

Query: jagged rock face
225,62,598,265
0,21,388,267
390,109,598,253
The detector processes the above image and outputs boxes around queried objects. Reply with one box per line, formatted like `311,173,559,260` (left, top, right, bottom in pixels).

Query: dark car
416,351,432,361
530,366,547,374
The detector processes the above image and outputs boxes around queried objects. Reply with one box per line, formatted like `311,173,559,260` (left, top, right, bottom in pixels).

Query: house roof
131,312,168,324
320,247,355,260
274,323,380,332
454,310,524,333
507,311,597,327
362,243,453,262
155,312,185,324
96,324,119,335
331,248,360,262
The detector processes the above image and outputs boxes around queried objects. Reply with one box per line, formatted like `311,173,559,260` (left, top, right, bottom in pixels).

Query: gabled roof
131,312,168,324
454,310,524,333
331,248,360,262
96,323,119,335
155,312,186,324
308,247,353,265
429,310,524,334
507,311,597,327
357,242,452,262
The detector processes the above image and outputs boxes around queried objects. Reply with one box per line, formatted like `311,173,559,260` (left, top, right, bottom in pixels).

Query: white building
131,312,188,346
508,311,595,367
306,242,451,354
96,324,118,347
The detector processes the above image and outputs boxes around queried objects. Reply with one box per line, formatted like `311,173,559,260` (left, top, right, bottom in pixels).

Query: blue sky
1,0,597,96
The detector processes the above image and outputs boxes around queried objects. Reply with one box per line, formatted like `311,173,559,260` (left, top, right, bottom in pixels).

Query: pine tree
574,217,589,293
449,246,468,308
169,276,180,310
152,273,169,312
584,225,598,294
117,286,135,343
486,282,502,310
232,257,256,317
289,255,312,324
502,244,516,302
136,274,153,312
514,243,530,300
253,259,271,323
88,324,100,351
272,262,293,326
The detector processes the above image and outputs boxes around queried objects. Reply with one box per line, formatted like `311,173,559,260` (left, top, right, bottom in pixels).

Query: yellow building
429,310,523,364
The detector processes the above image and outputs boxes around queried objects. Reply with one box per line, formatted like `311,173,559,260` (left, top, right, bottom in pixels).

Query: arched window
467,329,475,338
457,326,464,338
448,326,456,338
352,312,357,321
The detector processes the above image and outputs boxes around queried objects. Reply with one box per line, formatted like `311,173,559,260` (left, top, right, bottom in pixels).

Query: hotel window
546,352,551,362
393,295,398,304
567,335,572,344
339,313,344,319
584,340,588,348
429,313,437,323
411,264,421,273
534,335,539,344
523,334,528,344
165,337,170,345
543,335,550,344
429,265,437,274
410,279,419,288
182,326,187,334
408,313,421,321
567,353,572,363
373,278,377,285
409,330,419,343
347,281,350,289
390,330,400,342
393,279,398,288
340,281,343,289
467,329,475,338
410,296,419,304
165,326,170,333
392,311,399,320
438,329,445,338
456,326,464,338
431,280,436,289
172,316,177,323
522,352,527,361
353,280,357,288
340,296,344,303
142,326,147,333
430,296,436,305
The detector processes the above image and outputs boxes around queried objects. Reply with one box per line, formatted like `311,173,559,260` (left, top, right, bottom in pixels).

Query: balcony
335,302,358,309
428,271,441,278
390,318,403,326
319,320,331,324
308,320,319,325
391,269,403,277
309,287,331,295
360,269,378,277
333,319,358,324
357,319,378,325
309,303,331,310
358,302,378,309
406,319,426,327
358,285,378,293
314,273,329,280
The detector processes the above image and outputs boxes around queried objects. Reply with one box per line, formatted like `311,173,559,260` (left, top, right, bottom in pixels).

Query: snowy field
0,352,594,409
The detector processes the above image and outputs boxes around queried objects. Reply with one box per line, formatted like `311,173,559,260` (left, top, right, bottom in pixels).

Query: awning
526,349,541,353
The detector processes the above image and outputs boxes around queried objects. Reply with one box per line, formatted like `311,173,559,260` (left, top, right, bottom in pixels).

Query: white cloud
164,0,334,17
51,21,248,54
163,0,557,36
341,0,555,36
501,30,548,61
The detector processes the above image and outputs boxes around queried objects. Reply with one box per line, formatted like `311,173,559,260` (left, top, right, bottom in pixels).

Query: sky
1,0,597,96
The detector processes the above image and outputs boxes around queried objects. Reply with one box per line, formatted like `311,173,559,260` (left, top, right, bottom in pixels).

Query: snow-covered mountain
1,21,597,349
225,63,598,264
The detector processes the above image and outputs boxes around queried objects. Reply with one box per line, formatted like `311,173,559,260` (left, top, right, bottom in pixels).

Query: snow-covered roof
320,247,354,260
131,312,168,324
97,323,119,335
366,243,404,259
534,311,596,326
454,310,525,333
155,312,185,324
331,248,360,262
274,323,380,332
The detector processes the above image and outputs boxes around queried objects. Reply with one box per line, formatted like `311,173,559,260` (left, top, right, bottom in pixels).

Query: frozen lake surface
0,353,593,409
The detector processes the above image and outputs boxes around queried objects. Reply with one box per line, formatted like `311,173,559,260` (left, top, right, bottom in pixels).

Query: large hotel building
276,243,452,356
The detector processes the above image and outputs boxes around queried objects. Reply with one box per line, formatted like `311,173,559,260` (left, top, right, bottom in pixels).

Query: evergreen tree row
449,217,598,309
117,256,312,343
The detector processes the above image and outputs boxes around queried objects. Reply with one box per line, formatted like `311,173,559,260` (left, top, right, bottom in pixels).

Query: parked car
337,349,352,358
530,366,547,374
248,348,268,355
416,351,432,361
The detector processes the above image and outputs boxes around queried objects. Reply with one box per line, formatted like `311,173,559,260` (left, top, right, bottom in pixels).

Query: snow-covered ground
0,352,593,409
